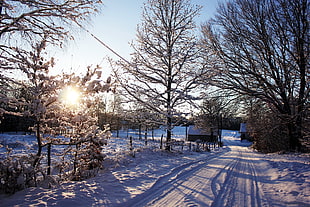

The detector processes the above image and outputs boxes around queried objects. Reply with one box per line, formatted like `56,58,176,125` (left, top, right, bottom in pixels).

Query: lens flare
60,86,80,106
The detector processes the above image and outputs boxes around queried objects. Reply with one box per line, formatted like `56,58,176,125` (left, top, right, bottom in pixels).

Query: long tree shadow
1,170,132,207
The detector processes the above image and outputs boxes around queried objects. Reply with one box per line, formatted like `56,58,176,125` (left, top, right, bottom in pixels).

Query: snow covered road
1,130,309,206
121,134,270,207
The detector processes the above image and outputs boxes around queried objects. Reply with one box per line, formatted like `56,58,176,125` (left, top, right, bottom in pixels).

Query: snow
0,129,309,207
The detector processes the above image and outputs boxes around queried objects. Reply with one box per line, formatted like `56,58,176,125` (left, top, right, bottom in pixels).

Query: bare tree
197,90,239,144
0,0,102,80
0,0,102,69
113,0,208,150
201,0,309,151
0,0,102,44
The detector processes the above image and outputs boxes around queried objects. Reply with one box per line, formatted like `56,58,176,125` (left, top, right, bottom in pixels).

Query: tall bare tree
113,0,207,150
201,0,309,151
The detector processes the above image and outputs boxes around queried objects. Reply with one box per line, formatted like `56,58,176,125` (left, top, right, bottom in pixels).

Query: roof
188,125,217,136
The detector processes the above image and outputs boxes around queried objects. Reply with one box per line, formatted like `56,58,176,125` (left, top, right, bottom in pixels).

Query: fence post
211,128,214,149
129,136,135,157
139,124,142,140
152,128,154,141
129,136,133,151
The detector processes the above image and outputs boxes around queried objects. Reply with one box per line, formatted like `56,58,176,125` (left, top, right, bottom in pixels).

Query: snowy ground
1,129,309,207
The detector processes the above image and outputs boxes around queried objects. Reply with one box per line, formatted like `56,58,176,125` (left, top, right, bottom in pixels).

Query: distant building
240,123,250,140
187,125,218,142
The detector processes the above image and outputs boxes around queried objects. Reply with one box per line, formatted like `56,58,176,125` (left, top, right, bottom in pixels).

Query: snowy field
0,126,187,156
0,129,309,206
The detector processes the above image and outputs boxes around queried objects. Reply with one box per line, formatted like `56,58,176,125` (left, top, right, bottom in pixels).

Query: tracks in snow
118,150,227,207
210,147,269,207
120,142,270,207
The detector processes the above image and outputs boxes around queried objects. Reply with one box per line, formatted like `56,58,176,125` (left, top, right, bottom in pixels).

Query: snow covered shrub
0,147,43,194
69,124,110,181
33,68,113,182
300,109,310,152
246,102,289,153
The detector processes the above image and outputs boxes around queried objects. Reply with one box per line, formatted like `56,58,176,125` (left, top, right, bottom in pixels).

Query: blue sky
53,0,220,76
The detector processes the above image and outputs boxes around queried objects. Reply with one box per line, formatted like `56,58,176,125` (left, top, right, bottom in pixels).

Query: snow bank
260,152,310,206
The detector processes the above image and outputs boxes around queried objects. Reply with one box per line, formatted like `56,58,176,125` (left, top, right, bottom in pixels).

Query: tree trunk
0,1,3,15
47,143,51,175
33,121,42,167
166,73,172,150
288,120,302,151
166,116,172,151
166,24,172,151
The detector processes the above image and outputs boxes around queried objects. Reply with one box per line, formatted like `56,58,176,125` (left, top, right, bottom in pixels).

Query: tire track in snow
247,152,270,207
118,150,229,207
119,135,270,207
210,147,269,207
210,153,241,207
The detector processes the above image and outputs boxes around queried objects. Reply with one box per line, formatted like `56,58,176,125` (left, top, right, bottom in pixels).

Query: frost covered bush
33,99,112,182
68,125,111,181
0,124,111,193
0,147,45,194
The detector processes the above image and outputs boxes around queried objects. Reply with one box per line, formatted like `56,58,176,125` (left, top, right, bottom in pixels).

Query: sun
61,86,80,106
